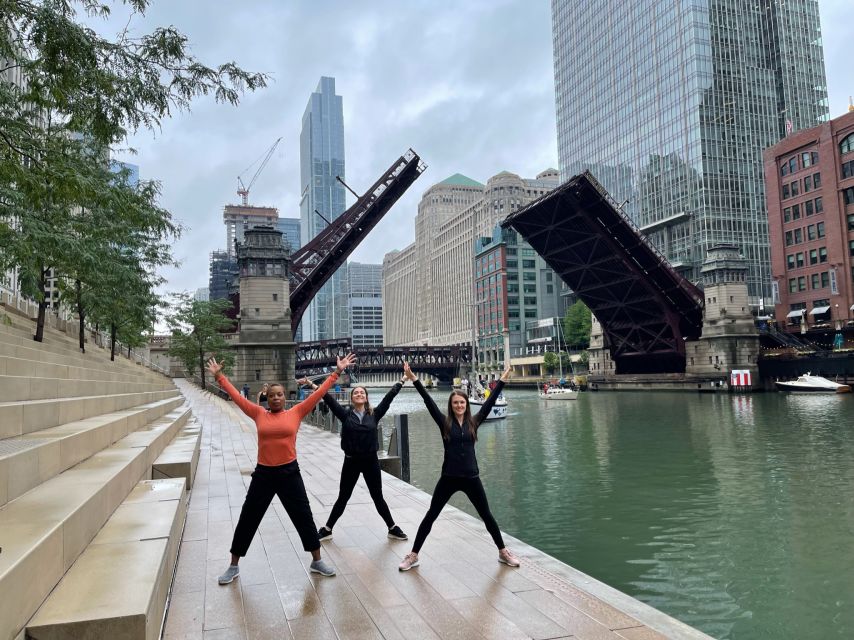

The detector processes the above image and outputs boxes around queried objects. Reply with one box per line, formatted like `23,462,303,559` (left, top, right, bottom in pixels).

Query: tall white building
347,262,383,348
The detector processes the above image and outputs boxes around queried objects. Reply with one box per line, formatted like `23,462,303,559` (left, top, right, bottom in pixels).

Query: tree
166,294,235,389
543,351,558,373
1,1,266,341
563,300,592,349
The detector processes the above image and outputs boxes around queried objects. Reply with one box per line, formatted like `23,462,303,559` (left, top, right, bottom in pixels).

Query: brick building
764,108,854,332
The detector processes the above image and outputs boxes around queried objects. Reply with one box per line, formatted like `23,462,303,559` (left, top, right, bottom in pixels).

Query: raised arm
405,363,445,429
474,366,511,425
372,379,405,422
207,358,263,420
292,353,356,420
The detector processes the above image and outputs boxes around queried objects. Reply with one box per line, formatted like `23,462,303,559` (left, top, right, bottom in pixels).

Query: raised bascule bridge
502,171,705,375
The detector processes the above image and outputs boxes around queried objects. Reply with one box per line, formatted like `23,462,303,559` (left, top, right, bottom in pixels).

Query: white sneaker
398,552,420,571
218,564,240,584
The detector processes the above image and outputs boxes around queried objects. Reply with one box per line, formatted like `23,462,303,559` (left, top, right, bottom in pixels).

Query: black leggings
326,454,394,528
230,461,319,556
412,475,504,553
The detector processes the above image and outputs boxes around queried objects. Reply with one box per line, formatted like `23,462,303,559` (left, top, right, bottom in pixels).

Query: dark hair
349,386,373,415
443,390,477,441
267,382,285,392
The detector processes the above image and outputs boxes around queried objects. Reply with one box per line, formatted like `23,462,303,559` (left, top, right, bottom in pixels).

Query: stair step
0,354,165,383
26,478,187,640
0,374,172,402
0,397,185,508
0,409,189,640
153,420,202,489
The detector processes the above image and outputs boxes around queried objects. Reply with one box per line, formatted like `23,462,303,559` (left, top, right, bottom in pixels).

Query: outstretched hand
500,365,512,382
336,353,356,373
296,377,312,387
206,357,223,377
403,362,417,381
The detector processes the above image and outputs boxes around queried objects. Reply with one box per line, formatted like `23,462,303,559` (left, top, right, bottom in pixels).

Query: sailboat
540,318,578,400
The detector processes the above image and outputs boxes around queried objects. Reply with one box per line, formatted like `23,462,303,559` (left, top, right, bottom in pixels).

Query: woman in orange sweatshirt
206,353,356,584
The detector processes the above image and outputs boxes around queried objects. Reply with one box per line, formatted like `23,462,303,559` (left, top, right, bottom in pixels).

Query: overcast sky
105,0,851,296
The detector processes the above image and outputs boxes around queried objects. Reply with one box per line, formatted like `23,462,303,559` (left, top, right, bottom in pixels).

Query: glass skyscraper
552,0,828,301
299,76,349,341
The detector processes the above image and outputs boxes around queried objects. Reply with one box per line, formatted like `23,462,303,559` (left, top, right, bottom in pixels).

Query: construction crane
237,136,282,206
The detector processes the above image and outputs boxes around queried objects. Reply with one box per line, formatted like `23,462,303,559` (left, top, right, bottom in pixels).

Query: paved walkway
165,380,712,640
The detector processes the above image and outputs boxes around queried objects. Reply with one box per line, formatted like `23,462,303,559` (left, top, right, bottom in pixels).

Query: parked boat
774,373,851,394
539,387,579,401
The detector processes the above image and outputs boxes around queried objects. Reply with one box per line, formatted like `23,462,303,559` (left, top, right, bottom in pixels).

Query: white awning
850,304,854,311
810,306,831,316
786,309,805,318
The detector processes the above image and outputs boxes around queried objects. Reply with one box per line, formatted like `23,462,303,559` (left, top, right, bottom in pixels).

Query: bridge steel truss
501,172,704,374
295,339,470,381
288,149,427,333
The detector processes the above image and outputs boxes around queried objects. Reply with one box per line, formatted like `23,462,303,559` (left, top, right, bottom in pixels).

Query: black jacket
413,379,505,478
323,382,403,456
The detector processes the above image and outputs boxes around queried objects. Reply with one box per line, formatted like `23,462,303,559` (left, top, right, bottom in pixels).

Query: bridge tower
234,226,297,396
685,244,759,384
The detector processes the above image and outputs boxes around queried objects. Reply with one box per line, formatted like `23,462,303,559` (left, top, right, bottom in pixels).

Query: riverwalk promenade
165,379,711,640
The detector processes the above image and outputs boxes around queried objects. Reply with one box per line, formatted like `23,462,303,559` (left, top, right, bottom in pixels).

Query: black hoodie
322,382,403,456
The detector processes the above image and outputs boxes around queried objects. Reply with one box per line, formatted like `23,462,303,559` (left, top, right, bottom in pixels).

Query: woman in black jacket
398,363,519,571
307,373,409,541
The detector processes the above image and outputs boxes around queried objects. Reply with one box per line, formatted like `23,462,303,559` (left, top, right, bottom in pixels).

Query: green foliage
166,293,235,389
578,350,589,366
0,0,266,343
563,300,592,349
543,351,558,373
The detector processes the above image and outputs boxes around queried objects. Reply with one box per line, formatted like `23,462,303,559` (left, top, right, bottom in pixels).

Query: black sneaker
387,525,408,540
318,526,333,541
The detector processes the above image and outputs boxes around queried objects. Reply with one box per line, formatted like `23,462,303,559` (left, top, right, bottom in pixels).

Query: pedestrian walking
256,383,269,409
398,363,520,571
310,370,408,542
241,382,250,398
206,353,356,585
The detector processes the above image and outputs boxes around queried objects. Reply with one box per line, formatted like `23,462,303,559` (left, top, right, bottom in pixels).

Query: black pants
412,475,504,553
326,454,394,528
230,461,319,557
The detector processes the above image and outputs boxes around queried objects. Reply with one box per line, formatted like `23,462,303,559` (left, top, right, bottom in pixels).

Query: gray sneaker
309,559,336,577
217,564,240,585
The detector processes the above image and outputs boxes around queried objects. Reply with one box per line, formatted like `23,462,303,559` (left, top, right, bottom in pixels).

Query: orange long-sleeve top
216,372,339,466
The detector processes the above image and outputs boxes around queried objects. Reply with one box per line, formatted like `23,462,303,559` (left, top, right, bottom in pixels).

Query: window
522,259,536,268
506,260,517,268
809,249,818,265
507,297,519,306
787,254,796,269
794,228,802,243
789,157,798,173
817,222,825,238
811,274,820,289
791,180,799,196
798,276,806,291
522,272,536,281
546,284,554,293
524,309,537,318
805,200,814,216
784,207,791,222
524,296,537,305
850,240,854,257
796,252,804,268
523,283,537,293
845,188,854,205
812,152,819,165
807,224,815,241
803,177,811,193
813,173,821,189
802,152,812,168
782,184,790,199
272,293,278,301
821,272,830,288
781,163,789,177
819,247,828,263
848,214,854,231
841,133,854,155
843,160,854,179
785,231,793,246
792,204,800,220
815,196,823,213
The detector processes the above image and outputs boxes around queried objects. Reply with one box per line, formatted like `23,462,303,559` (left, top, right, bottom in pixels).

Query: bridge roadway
164,378,711,640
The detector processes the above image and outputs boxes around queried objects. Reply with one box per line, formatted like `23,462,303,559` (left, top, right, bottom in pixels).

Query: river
379,387,854,640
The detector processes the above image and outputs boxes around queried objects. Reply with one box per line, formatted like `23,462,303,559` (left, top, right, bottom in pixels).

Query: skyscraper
299,76,348,341
552,1,829,302
275,217,301,255
347,262,384,348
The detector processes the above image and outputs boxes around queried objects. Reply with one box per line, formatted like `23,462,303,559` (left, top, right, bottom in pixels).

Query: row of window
780,151,818,176
782,173,820,199
788,271,832,292
783,196,824,222
784,222,825,246
786,246,828,269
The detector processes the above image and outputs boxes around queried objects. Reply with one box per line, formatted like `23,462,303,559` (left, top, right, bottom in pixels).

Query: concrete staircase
0,311,200,640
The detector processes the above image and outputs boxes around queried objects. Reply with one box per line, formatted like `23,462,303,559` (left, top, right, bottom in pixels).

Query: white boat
775,373,851,394
469,394,508,420
539,387,578,401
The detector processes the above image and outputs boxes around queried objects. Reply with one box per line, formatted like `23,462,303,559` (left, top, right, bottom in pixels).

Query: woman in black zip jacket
308,373,409,541
398,363,520,571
